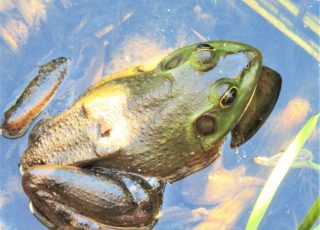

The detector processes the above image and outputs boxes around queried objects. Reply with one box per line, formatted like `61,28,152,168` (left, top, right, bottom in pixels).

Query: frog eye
220,86,238,107
192,43,215,71
162,54,183,71
194,114,217,136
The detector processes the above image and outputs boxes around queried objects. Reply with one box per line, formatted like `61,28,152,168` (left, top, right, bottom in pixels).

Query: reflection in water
0,175,23,209
0,1,319,229
0,0,47,51
193,5,215,24
106,36,171,74
158,158,264,229
254,148,319,171
1,19,29,52
181,158,263,206
194,189,258,230
191,159,263,229
243,0,320,61
273,98,311,132
256,97,313,156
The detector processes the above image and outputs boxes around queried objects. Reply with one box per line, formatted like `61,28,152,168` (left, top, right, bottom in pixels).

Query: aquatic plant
246,113,320,230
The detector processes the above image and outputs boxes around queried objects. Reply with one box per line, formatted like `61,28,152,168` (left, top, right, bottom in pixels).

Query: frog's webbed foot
22,166,164,229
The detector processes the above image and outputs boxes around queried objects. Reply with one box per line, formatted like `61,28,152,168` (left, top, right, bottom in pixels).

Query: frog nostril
101,129,111,137
99,123,112,137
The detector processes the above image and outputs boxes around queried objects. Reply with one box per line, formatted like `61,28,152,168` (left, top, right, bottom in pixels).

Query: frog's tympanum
6,41,282,229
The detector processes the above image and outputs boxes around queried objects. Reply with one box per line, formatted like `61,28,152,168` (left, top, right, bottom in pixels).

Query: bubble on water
242,151,247,159
234,148,239,155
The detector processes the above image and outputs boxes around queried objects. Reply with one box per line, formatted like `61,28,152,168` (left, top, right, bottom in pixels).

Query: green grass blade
309,162,320,171
313,224,320,230
246,113,320,230
297,195,320,230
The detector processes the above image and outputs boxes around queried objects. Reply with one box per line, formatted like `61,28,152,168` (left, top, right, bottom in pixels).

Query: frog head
158,41,281,153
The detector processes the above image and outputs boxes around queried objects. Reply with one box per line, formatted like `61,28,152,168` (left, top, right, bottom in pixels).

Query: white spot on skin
83,89,138,156
129,185,137,192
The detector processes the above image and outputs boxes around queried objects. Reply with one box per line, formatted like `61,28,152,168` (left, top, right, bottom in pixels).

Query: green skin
18,41,279,229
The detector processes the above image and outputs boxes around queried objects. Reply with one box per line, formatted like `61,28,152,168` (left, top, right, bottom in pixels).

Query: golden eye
220,87,237,107
194,114,217,136
162,54,183,71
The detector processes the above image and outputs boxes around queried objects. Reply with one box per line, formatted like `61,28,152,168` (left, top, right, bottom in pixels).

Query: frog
8,41,281,229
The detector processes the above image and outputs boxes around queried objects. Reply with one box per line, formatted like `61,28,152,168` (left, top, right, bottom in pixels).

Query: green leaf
312,224,320,230
297,195,320,230
246,113,320,230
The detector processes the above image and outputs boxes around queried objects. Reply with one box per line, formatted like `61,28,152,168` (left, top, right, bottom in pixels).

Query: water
0,1,319,229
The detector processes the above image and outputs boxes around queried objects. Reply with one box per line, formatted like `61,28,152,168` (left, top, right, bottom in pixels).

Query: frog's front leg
22,166,164,229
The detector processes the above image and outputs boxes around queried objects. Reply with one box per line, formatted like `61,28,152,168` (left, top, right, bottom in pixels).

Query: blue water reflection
0,1,319,229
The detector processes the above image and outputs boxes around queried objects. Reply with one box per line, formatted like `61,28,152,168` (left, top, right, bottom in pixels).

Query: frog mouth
230,66,282,148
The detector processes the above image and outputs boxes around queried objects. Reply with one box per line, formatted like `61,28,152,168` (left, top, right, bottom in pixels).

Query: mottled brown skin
16,41,281,229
